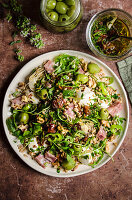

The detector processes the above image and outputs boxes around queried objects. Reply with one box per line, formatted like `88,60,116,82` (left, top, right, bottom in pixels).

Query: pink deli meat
44,60,54,74
45,151,57,163
97,126,107,141
78,67,85,74
11,96,26,107
34,154,49,168
64,103,75,119
108,101,122,117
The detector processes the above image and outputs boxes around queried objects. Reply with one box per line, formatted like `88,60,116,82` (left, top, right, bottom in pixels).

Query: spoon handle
119,35,132,40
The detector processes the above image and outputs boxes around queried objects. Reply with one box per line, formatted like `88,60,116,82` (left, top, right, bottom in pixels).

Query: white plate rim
2,50,129,177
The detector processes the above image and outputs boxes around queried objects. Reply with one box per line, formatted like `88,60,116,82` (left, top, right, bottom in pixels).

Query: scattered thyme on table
2,0,44,62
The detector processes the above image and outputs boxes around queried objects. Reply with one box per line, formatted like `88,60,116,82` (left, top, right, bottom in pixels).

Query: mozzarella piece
100,101,109,109
28,138,48,153
79,153,93,165
77,87,95,105
28,137,39,152
79,147,93,165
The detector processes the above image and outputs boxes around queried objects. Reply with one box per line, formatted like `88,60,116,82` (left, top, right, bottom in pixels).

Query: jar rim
40,0,81,26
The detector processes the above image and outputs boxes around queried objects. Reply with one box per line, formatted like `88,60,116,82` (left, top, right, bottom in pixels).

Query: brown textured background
0,0,132,200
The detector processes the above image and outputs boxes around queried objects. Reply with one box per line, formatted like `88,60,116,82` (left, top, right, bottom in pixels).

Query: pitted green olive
98,82,108,96
87,63,100,74
46,0,56,10
110,125,123,135
55,2,68,14
76,74,88,84
65,0,75,6
59,14,69,22
48,11,59,21
62,156,75,170
73,144,82,156
19,113,29,124
38,89,48,100
100,108,109,120
67,5,75,17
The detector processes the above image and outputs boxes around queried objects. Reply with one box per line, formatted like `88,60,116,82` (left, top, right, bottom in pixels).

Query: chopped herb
57,168,60,173
6,12,12,22
9,40,21,45
16,54,24,62
112,94,119,99
14,48,22,54
81,92,84,99
12,90,21,97
12,31,18,39
83,155,89,159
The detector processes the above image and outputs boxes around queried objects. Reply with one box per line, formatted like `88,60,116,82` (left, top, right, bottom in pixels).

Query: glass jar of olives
40,0,83,33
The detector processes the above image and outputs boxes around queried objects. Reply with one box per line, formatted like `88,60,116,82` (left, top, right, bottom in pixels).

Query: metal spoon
110,35,132,41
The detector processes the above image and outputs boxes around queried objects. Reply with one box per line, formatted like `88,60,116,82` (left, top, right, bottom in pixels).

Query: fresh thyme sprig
2,0,44,62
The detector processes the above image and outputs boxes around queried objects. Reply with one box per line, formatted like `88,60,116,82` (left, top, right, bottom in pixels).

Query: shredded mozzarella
77,87,95,105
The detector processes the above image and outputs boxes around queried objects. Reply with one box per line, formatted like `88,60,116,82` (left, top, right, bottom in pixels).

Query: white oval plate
2,50,129,177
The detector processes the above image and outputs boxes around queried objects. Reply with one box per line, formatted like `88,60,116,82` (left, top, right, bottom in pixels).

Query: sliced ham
45,82,52,88
45,151,57,163
78,67,85,74
52,97,65,109
11,96,26,108
34,154,49,168
108,101,122,117
64,103,75,120
97,126,107,141
44,60,54,74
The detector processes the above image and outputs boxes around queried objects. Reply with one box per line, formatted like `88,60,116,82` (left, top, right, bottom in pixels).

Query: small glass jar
86,9,132,60
40,0,83,33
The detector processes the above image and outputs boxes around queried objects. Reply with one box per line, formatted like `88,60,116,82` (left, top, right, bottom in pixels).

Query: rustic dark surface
0,0,132,200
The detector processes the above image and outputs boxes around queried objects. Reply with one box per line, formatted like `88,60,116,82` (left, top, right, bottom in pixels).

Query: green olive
55,2,68,14
59,14,69,22
76,74,88,84
100,108,109,120
73,144,82,156
48,11,59,21
23,103,32,111
62,156,75,170
67,5,75,17
46,0,56,10
38,89,48,100
110,125,123,135
98,82,108,96
19,113,29,124
46,8,52,13
87,63,100,74
65,0,75,6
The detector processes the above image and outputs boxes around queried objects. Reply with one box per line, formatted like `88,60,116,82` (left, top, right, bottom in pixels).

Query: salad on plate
6,54,125,173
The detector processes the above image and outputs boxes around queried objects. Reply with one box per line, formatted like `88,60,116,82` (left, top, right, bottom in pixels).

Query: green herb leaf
16,54,24,62
9,40,21,45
